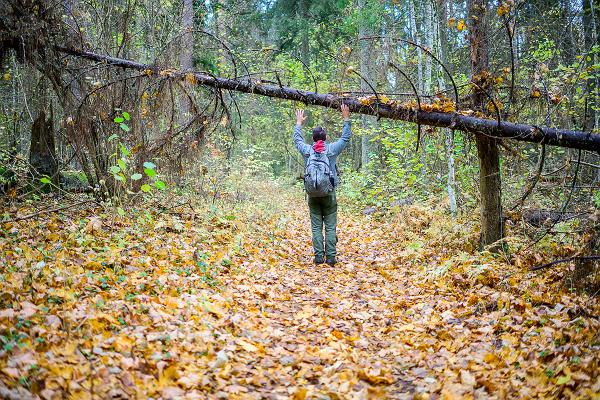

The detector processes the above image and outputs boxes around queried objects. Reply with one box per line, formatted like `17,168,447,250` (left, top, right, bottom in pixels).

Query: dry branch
57,47,600,152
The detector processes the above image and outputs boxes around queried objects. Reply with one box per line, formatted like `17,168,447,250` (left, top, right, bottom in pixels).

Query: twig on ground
530,255,600,271
4,199,97,223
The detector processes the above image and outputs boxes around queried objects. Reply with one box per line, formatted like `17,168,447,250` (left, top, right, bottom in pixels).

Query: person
293,104,352,266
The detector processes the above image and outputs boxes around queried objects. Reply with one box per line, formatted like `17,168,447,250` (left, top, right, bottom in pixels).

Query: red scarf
313,140,325,153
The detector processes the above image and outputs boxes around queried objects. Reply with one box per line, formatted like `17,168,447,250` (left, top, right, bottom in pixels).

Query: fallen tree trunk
57,47,600,152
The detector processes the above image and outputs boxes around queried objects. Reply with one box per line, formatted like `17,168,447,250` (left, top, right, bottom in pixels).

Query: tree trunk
584,0,598,133
58,47,600,152
409,0,423,93
423,0,433,94
468,0,503,249
436,0,457,215
180,0,194,118
358,0,375,168
297,0,310,67
29,111,58,184
585,0,600,183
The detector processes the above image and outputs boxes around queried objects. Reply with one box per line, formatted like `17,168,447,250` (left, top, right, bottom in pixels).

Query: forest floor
0,185,599,399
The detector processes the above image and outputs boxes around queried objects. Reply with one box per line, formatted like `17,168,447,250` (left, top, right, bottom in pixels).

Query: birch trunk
436,0,457,215
423,0,433,94
409,0,423,93
297,0,310,67
358,0,376,168
180,0,194,119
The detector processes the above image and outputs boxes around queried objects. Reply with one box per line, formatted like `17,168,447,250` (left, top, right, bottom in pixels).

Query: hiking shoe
326,258,336,267
314,256,324,265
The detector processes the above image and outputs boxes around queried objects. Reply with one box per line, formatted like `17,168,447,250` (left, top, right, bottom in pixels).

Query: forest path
217,204,598,399
0,196,598,399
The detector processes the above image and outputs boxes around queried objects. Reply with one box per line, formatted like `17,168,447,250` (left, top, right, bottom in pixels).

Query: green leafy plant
107,111,166,213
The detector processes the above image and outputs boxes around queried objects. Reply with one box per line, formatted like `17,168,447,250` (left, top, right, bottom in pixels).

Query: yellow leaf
379,95,391,104
3,72,10,81
497,4,509,16
457,20,466,31
202,301,225,317
483,353,499,364
292,388,308,400
158,365,180,388
530,88,542,98
331,330,344,339
237,339,259,352
358,367,394,385
185,72,197,85
397,323,415,331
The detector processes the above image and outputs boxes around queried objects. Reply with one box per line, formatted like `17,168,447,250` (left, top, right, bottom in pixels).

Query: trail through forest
0,190,598,399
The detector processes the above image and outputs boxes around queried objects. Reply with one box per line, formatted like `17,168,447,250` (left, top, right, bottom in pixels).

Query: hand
295,109,306,126
341,103,350,120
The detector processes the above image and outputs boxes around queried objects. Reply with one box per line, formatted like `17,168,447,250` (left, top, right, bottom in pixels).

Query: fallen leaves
0,190,598,399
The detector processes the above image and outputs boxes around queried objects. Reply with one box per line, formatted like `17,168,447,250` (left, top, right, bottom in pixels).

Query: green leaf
119,123,130,132
114,174,125,182
141,184,152,193
154,180,166,190
143,161,156,169
117,159,126,170
144,168,156,178
116,207,126,217
107,133,119,141
130,173,142,181
122,112,130,121
114,117,124,123
40,177,51,184
556,375,570,385
119,143,130,157
110,165,121,174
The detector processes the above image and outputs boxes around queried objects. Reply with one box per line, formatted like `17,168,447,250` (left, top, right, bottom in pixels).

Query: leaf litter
0,191,598,399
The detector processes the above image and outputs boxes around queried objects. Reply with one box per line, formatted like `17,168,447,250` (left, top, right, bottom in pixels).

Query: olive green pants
308,194,338,260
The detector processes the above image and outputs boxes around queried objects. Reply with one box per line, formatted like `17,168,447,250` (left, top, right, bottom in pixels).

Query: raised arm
293,109,310,157
329,104,352,156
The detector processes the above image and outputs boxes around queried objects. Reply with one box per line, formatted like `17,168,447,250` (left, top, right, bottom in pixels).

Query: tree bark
297,0,310,67
358,0,376,168
423,0,433,94
436,0,457,215
29,111,58,184
468,0,503,249
180,0,194,118
409,0,423,93
57,46,600,152
584,0,598,133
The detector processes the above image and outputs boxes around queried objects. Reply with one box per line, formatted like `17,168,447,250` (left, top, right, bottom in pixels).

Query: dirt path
218,207,599,399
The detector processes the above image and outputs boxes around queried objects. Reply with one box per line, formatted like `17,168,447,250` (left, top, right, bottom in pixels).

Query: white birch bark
180,0,194,119
436,0,457,214
358,0,376,168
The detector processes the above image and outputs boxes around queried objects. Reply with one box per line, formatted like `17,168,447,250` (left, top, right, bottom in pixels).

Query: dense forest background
1,0,599,212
